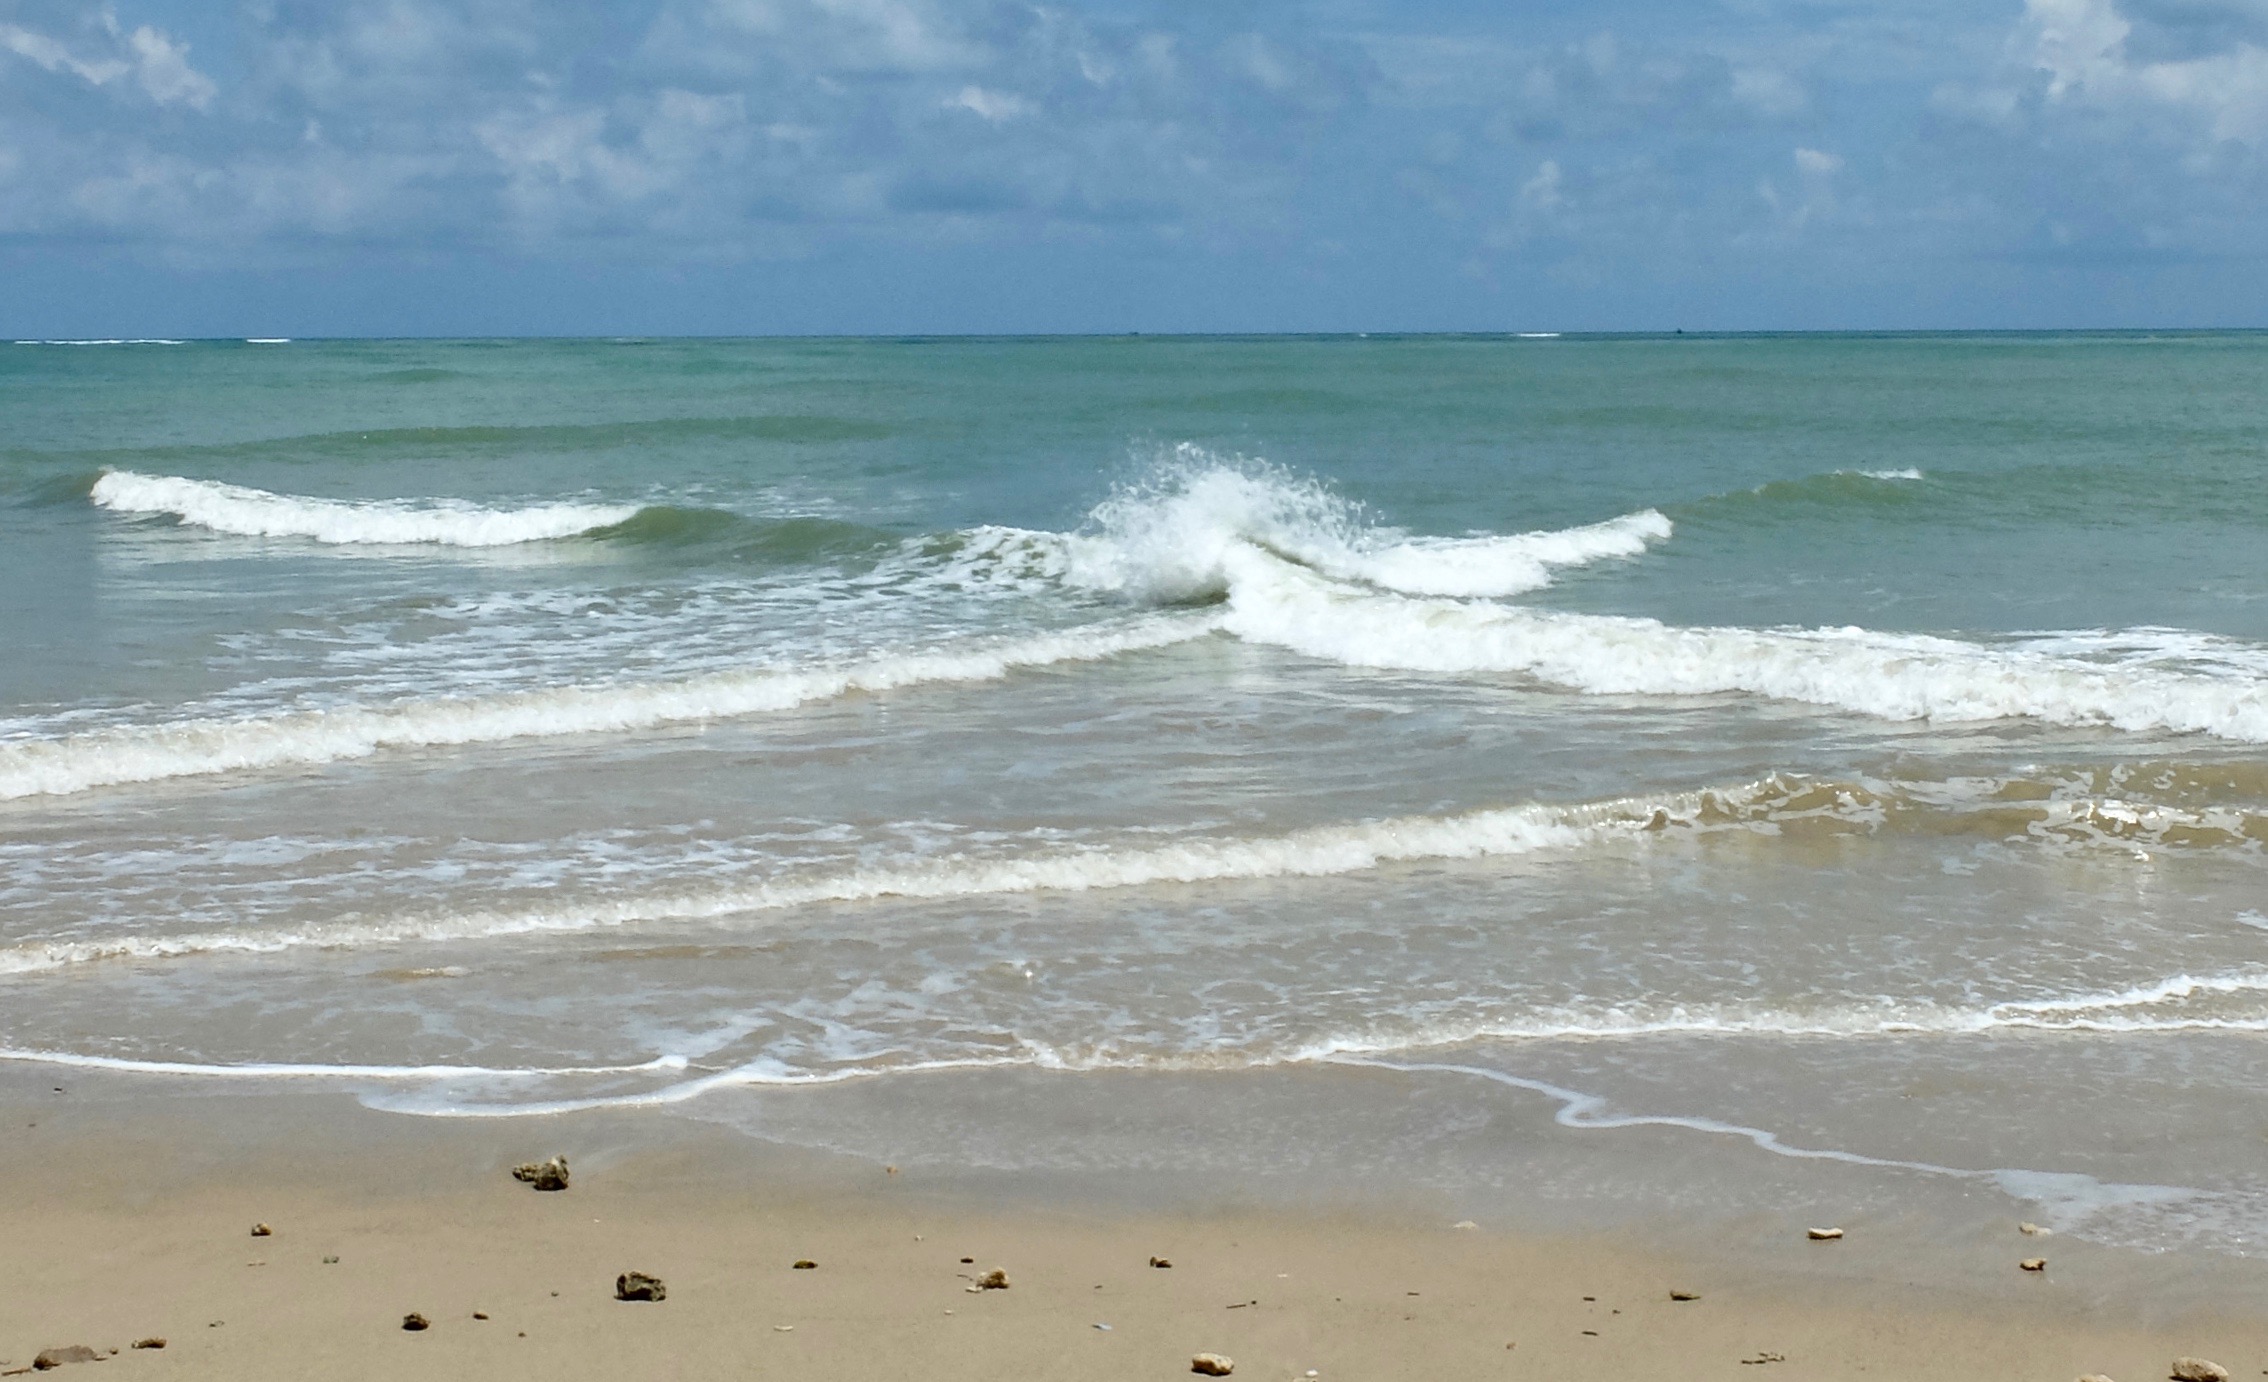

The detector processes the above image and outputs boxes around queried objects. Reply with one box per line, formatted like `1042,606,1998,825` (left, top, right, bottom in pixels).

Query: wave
0,793,1625,974
91,470,642,547
0,1048,688,1080
40,414,893,469
1691,770,2268,854
1047,449,1672,601
1672,467,1935,527
1209,546,2268,742
13,766,2255,976
0,614,1219,801
589,508,899,563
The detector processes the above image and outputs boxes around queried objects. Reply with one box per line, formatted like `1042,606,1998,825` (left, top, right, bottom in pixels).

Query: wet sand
3,1071,2264,1381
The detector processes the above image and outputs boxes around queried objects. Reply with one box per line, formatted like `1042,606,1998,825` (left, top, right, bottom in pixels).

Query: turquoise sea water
5,333,2268,1259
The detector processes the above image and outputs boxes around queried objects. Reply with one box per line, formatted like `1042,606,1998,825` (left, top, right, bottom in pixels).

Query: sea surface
5,333,2268,1260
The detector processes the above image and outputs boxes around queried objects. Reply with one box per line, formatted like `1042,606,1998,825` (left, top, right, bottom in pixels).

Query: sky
3,0,2268,335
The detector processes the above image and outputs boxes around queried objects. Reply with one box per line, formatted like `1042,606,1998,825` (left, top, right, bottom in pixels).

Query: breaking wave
1207,546,2268,742
0,614,1220,801
1047,451,1672,601
91,470,643,547
0,794,1622,974
12,763,2259,977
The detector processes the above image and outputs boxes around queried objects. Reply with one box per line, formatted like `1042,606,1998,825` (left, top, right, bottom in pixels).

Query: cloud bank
2,0,2264,331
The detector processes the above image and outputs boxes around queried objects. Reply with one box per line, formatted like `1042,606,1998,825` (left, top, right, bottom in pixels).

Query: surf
91,470,643,547
0,614,1220,800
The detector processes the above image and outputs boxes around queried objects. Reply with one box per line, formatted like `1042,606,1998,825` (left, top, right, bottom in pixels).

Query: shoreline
7,1070,2267,1380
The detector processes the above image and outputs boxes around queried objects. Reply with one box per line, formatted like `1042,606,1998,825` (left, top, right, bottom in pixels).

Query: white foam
1854,468,1924,480
0,795,1620,974
0,613,1220,801
90,470,642,547
1054,450,1672,602
0,1048,687,1080
1213,548,2268,742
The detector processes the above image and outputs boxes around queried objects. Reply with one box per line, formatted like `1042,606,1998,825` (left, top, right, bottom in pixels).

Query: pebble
2170,1360,2230,1382
1806,1227,1843,1240
250,1223,272,1237
130,1340,165,1351
792,1260,818,1270
30,1346,102,1370
511,1156,571,1192
1150,1256,1174,1269
976,1268,1010,1290
1670,1290,1702,1301
1191,1352,1236,1376
2020,1258,2047,1272
615,1271,667,1303
401,1314,430,1332
2020,1222,2052,1236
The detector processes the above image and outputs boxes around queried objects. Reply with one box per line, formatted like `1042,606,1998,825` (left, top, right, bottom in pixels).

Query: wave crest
91,470,641,547
1214,547,2268,742
1053,449,1671,602
0,614,1219,801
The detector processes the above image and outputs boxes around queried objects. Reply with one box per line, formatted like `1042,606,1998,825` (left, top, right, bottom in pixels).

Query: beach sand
4,1070,2264,1381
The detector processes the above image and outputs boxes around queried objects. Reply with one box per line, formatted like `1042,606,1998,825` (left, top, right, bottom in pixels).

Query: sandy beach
5,1069,2264,1382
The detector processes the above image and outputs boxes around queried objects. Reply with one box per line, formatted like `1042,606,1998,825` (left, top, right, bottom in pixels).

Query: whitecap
90,470,641,547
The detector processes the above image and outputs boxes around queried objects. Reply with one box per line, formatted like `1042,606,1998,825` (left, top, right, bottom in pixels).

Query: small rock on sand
976,1269,1010,1290
1452,1220,1478,1230
1191,1353,1236,1376
792,1260,817,1270
401,1314,429,1332
250,1223,272,1237
2170,1360,2230,1382
2020,1222,2052,1236
512,1156,570,1192
2020,1258,2047,1272
1670,1290,1701,1301
1150,1256,1174,1269
130,1340,164,1351
615,1272,667,1302
2076,1374,2115,1382
1806,1227,1844,1240
30,1347,101,1370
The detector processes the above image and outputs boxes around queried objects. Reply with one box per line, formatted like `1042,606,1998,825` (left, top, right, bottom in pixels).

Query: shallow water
4,332,2267,1259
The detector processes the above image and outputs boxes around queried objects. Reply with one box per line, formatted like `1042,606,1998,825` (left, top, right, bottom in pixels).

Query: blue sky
4,0,2267,334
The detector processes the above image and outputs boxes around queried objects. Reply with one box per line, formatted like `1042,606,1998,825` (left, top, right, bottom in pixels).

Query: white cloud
1794,146,1843,175
1732,66,1807,116
0,17,215,110
2027,0,2268,144
945,85,1029,123
0,24,130,87
1520,158,1565,209
122,23,218,110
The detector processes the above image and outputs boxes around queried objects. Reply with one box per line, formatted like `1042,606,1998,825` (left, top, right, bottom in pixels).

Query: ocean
5,332,2268,1266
